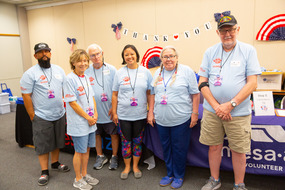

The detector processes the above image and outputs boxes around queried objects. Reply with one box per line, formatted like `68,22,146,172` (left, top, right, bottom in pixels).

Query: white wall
0,2,24,97
26,0,285,75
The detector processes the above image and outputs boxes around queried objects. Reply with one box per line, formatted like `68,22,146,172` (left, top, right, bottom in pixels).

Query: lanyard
93,63,105,92
126,64,139,95
162,67,176,93
75,72,90,105
41,67,53,89
220,44,236,73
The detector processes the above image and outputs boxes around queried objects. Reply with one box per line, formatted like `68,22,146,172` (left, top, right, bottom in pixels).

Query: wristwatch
230,100,237,107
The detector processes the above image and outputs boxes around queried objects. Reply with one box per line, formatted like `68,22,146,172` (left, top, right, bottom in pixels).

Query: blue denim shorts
72,132,95,153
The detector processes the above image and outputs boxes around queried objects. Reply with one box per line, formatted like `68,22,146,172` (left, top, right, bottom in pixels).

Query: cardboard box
0,93,9,104
257,72,283,90
0,103,11,114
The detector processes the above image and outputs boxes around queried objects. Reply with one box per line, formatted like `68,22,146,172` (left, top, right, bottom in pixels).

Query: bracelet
192,112,199,115
198,82,209,91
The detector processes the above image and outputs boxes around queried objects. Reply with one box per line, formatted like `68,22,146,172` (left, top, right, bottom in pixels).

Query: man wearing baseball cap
20,43,70,186
198,12,261,190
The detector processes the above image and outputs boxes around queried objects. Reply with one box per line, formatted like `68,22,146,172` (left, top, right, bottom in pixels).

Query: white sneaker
83,174,99,186
73,178,93,190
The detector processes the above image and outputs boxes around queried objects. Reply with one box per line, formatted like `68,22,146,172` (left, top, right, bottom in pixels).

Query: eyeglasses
90,52,101,58
218,27,237,35
162,55,177,60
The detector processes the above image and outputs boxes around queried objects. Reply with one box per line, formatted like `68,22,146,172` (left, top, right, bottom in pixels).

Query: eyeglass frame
162,55,177,60
89,52,102,59
218,27,237,35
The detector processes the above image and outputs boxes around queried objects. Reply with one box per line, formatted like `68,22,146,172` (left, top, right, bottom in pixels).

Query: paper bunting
120,21,212,42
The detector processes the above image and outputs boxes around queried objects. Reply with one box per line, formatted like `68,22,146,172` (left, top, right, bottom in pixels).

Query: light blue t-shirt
151,64,199,127
20,64,65,121
64,72,97,137
198,40,261,116
112,65,153,121
85,63,116,124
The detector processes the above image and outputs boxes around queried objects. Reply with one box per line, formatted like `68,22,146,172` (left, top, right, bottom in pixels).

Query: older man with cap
20,43,69,186
198,12,261,190
85,44,119,170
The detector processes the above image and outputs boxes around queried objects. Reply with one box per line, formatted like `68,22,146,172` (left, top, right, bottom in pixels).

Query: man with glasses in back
198,12,261,190
85,44,119,170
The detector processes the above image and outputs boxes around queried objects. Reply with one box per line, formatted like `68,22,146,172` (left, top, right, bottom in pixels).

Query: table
15,104,33,147
15,104,117,156
143,104,285,177
15,104,76,153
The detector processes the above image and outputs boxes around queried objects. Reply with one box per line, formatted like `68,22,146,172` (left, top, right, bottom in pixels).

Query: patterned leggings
118,119,146,159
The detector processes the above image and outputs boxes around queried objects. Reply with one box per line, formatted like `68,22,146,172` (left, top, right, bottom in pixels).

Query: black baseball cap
34,43,51,54
217,15,237,29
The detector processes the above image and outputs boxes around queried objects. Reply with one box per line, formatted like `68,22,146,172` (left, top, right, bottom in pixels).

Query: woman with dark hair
112,44,153,179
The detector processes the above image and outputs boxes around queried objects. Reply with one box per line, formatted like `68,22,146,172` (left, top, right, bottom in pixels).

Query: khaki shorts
199,109,252,153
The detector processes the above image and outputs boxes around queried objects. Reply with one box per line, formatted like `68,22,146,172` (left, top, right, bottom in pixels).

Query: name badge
230,61,240,67
103,69,110,75
54,74,62,79
137,73,144,78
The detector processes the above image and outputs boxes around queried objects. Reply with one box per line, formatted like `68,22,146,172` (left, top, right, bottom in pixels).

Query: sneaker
160,176,174,187
52,164,70,172
93,155,108,170
83,174,99,186
38,174,49,186
73,178,92,190
201,176,221,190
233,183,248,190
109,156,118,170
170,178,183,189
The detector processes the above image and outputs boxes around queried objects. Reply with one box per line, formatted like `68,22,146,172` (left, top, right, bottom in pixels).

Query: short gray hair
86,43,102,54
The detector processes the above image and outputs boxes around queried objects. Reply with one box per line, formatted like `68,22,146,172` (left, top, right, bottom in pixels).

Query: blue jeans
156,118,192,179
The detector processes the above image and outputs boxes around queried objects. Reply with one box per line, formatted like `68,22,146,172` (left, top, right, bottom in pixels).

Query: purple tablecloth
143,104,285,176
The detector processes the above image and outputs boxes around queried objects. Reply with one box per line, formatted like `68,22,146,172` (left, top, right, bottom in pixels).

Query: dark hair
121,44,140,65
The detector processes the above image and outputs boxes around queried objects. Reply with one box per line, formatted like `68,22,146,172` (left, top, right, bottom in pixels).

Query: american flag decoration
141,46,163,69
67,37,76,52
111,22,123,40
256,14,285,41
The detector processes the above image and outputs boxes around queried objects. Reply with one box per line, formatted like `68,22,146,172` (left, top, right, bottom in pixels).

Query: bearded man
20,43,70,186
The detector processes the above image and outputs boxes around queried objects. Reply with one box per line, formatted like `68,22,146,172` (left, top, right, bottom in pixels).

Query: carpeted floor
0,111,284,190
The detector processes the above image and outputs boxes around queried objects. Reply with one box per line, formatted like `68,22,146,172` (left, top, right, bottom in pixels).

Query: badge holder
48,89,55,98
130,97,138,106
160,95,168,105
101,93,108,102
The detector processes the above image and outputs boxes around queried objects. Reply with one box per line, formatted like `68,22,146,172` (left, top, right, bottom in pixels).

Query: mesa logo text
222,125,285,172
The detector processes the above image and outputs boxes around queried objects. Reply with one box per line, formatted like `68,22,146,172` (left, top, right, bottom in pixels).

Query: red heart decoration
174,35,178,39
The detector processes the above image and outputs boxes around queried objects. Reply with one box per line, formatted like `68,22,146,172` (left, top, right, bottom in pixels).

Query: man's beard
38,56,51,68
